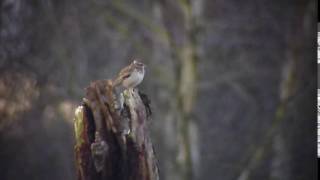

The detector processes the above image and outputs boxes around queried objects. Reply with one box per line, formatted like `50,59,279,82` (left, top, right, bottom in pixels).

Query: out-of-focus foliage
0,0,316,180
0,72,39,127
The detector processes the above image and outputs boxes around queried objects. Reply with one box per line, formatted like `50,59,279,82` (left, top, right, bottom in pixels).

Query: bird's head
132,59,145,72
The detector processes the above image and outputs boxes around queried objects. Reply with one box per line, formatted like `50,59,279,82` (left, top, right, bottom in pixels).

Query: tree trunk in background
158,1,202,180
74,80,159,180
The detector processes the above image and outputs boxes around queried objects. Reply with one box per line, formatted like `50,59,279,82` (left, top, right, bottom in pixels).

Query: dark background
0,0,317,180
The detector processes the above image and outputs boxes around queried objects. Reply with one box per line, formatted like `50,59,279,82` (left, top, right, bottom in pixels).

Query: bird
113,60,145,90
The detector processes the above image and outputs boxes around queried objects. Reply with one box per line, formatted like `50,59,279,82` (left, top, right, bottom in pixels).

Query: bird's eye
133,60,144,67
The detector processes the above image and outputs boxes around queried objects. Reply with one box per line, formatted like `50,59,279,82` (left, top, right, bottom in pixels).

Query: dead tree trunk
74,79,159,180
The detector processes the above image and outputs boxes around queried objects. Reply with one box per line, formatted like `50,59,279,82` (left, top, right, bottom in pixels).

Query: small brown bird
113,60,145,90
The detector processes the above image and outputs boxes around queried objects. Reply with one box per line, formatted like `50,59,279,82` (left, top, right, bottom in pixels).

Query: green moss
123,90,130,99
74,106,85,146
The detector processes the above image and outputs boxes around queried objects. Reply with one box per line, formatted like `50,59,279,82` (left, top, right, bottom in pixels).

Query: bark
74,80,159,180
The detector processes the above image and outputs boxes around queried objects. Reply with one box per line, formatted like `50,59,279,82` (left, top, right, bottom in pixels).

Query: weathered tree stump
74,79,159,180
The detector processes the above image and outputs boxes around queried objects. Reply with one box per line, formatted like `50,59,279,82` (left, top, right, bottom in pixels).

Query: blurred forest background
0,0,317,180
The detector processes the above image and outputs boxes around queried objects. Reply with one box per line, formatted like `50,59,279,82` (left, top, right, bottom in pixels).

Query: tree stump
74,79,159,180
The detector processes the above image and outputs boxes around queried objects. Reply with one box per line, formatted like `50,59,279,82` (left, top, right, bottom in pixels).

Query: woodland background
0,0,317,180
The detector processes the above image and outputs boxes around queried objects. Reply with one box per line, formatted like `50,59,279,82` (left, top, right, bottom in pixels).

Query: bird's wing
113,65,132,86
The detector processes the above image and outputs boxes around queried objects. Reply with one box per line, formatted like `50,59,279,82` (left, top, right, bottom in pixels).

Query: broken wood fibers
74,79,159,180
